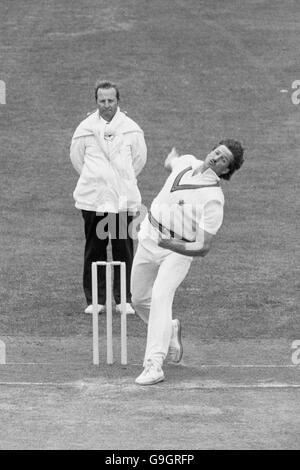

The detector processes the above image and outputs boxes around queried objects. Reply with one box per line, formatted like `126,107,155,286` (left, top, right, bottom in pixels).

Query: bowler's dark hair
94,80,120,101
216,139,245,180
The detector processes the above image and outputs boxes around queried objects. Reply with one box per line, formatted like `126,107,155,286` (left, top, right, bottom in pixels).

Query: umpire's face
96,87,118,122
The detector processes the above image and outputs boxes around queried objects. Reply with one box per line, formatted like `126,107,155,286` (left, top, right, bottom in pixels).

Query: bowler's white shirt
140,154,224,243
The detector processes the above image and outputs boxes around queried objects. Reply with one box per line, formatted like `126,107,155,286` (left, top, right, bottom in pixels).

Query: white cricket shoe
84,304,105,314
168,319,183,363
116,303,135,314
135,360,165,386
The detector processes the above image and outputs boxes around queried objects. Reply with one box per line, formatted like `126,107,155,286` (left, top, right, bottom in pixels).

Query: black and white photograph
0,0,299,453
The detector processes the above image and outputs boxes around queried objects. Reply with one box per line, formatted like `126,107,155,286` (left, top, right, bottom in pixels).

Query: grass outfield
0,0,299,451
0,0,298,341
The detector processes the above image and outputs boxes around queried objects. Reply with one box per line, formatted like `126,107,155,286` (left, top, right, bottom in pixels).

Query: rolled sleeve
198,200,224,235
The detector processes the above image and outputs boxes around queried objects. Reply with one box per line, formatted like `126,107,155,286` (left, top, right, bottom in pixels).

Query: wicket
92,261,129,365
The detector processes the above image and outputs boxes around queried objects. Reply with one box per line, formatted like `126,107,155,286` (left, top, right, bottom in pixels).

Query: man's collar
204,167,221,181
192,161,220,181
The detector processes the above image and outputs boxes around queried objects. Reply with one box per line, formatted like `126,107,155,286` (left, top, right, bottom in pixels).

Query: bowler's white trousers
131,228,192,367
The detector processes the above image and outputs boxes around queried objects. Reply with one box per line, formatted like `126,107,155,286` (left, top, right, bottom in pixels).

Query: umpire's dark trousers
82,210,134,305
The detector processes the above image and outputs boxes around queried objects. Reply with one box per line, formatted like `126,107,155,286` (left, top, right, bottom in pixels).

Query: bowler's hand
158,231,173,250
164,147,180,171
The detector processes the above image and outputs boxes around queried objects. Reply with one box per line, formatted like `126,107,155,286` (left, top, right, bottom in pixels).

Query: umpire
70,80,147,314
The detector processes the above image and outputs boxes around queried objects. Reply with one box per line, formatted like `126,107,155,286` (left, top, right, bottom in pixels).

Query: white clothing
70,108,147,213
131,239,192,367
131,153,225,367
149,154,224,241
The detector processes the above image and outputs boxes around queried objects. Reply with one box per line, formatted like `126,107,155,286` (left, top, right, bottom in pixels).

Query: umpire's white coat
70,108,147,213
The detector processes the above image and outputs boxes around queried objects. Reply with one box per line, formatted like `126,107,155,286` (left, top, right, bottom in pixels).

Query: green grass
0,0,299,340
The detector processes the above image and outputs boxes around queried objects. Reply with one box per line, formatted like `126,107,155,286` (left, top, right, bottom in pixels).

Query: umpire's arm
131,132,147,176
70,135,85,175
